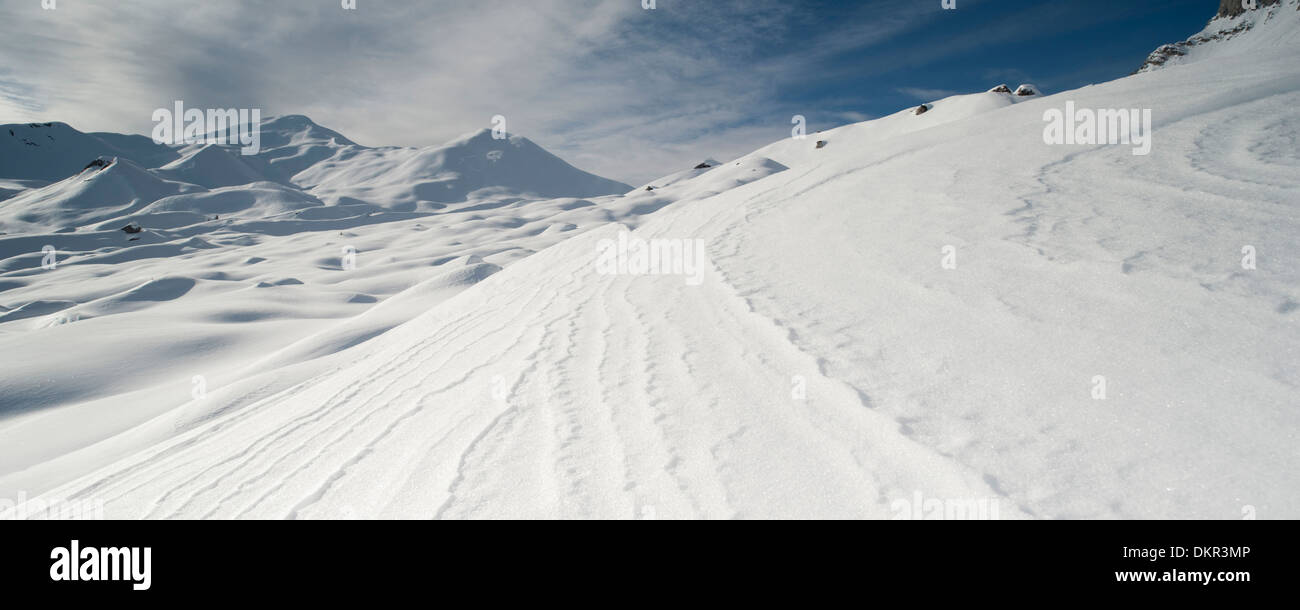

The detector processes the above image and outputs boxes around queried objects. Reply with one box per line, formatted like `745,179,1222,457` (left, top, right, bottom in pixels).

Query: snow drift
1,1,1297,520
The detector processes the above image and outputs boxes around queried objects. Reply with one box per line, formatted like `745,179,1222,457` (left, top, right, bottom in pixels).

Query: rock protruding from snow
988,84,1012,93
1138,0,1299,73
1139,43,1190,71
1219,0,1282,18
631,158,722,193
82,158,113,173
1013,84,1040,96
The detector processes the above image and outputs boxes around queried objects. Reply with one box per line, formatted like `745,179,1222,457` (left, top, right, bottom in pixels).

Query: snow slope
0,158,199,233
1138,0,1300,72
155,145,271,189
0,122,177,183
299,129,634,210
0,116,653,502
3,4,1298,519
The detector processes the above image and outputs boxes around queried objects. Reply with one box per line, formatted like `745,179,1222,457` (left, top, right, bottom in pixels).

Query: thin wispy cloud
0,0,936,183
896,87,960,101
0,0,1213,184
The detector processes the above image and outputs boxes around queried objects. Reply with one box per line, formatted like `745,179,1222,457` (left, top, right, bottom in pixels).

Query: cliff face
1219,0,1281,18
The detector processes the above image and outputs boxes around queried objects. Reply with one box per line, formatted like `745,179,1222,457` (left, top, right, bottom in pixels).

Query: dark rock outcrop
1218,0,1281,18
1137,0,1288,73
82,158,111,172
1139,43,1190,71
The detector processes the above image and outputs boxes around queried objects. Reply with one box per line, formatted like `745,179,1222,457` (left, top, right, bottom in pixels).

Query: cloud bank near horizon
0,0,1208,184
0,0,945,184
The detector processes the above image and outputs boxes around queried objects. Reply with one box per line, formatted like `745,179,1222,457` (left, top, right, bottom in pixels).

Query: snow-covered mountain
0,114,659,488
1138,0,1300,72
0,116,636,242
154,145,272,190
0,122,177,183
0,115,631,207
1,1,1297,519
299,128,635,210
0,158,200,233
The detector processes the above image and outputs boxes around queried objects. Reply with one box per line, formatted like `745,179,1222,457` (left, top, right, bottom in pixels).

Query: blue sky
0,0,1216,184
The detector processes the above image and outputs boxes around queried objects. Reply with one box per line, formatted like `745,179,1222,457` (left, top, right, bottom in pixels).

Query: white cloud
0,0,929,184
896,87,959,101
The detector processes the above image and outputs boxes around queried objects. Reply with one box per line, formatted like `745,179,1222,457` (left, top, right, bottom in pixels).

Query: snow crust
2,10,1298,519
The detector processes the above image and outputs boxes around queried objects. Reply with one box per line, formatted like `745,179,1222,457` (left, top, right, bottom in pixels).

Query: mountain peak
1218,0,1282,18
246,114,358,152
156,143,266,189
264,114,315,125
1138,0,1300,73
357,128,630,203
0,121,177,182
443,127,524,148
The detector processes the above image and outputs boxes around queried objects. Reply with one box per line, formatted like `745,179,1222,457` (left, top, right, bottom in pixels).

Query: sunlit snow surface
2,4,1298,519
